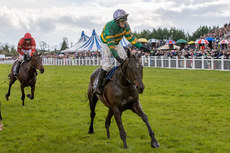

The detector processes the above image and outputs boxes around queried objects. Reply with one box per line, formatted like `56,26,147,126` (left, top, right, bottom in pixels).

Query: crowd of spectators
1,22,230,61
141,22,230,59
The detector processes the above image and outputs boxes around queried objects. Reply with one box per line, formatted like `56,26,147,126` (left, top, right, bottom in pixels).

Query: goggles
119,16,128,22
119,17,127,23
24,39,31,41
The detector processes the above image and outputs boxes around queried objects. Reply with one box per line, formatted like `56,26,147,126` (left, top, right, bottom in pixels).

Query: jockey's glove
23,54,28,60
140,45,150,53
115,56,125,64
23,54,31,60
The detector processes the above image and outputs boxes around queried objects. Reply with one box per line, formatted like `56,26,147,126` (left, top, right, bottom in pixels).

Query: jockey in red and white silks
14,33,36,76
17,33,36,62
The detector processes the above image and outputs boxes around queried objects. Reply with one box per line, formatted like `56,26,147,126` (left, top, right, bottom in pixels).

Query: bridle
120,69,142,85
115,59,143,88
30,56,43,71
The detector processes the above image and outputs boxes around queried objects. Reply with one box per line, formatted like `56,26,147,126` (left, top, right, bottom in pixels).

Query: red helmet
24,33,32,39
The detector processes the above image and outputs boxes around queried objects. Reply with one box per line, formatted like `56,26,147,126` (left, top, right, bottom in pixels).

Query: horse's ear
38,53,42,56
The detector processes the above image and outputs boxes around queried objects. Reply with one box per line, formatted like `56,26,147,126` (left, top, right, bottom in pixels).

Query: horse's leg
113,107,127,148
131,101,160,148
27,85,35,100
0,102,3,131
88,93,98,134
0,118,3,131
5,76,17,101
20,84,26,106
105,108,113,139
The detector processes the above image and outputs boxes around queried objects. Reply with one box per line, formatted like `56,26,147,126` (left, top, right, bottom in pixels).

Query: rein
120,69,142,84
113,61,142,88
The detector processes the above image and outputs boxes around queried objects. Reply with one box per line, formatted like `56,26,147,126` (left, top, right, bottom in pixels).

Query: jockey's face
119,20,127,28
118,17,127,28
25,39,31,44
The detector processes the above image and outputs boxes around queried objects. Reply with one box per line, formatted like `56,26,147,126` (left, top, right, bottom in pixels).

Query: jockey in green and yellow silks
94,9,150,95
100,20,142,60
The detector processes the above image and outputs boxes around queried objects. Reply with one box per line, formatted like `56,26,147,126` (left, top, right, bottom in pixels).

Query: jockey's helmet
113,9,129,22
24,33,32,40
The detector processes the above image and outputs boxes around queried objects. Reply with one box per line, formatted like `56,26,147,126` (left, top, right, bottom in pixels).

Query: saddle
93,66,118,89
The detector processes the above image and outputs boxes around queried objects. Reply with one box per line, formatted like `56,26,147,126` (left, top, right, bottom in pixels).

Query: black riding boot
94,69,107,95
14,61,21,76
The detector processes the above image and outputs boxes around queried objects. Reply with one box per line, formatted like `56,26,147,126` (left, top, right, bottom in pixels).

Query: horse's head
30,53,44,73
122,49,144,94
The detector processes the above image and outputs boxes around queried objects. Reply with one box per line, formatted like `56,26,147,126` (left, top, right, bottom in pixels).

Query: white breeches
101,42,127,71
19,49,31,62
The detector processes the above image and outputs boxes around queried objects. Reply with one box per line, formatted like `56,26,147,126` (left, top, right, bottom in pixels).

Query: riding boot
94,69,107,95
14,61,21,76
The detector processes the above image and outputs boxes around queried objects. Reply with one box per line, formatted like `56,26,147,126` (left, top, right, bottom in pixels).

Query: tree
60,37,68,51
189,26,218,40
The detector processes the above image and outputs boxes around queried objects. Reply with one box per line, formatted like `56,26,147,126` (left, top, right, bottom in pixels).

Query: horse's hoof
88,129,94,134
5,94,9,101
27,94,34,100
151,140,160,148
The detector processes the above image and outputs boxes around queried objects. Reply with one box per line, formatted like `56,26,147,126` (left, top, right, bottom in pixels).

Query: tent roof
77,29,102,52
61,31,89,53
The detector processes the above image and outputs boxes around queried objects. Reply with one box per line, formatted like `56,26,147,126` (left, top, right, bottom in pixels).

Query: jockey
94,9,150,95
14,33,36,76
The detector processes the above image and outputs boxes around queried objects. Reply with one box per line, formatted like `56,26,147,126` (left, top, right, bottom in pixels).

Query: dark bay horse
87,50,159,148
0,101,3,131
5,53,44,106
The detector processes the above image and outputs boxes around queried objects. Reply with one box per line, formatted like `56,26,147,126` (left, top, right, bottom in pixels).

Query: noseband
120,69,142,85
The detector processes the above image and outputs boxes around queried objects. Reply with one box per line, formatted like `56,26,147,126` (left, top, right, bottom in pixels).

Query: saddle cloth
93,66,118,89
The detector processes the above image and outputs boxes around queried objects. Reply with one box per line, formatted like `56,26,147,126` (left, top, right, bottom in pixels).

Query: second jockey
14,33,36,76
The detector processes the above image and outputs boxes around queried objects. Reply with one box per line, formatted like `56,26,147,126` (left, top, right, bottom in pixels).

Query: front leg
105,108,113,139
113,107,127,148
20,84,25,106
131,101,160,148
27,85,35,100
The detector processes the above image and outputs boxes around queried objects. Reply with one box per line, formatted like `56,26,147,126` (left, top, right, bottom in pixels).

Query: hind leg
105,108,113,139
5,75,17,101
27,85,35,100
88,92,98,134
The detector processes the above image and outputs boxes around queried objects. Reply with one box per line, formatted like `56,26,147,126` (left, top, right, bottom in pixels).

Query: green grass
0,64,230,153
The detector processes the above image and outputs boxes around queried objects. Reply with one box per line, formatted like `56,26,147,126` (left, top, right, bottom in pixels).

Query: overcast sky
1,0,230,50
